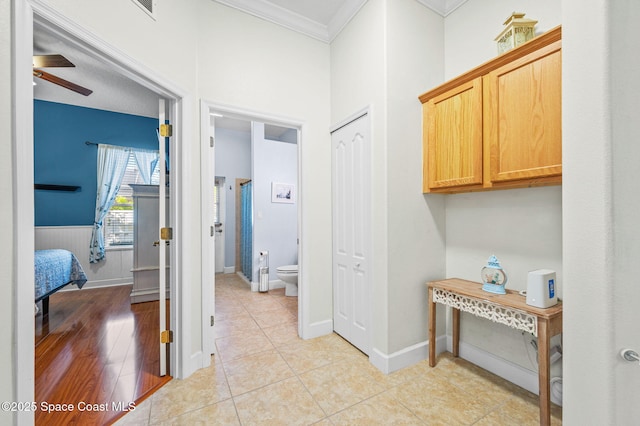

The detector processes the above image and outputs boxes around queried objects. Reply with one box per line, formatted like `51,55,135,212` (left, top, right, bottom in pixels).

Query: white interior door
158,98,169,376
332,112,372,355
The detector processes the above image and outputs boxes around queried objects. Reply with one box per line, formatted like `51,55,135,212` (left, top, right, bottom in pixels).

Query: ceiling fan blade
33,54,75,68
33,69,93,96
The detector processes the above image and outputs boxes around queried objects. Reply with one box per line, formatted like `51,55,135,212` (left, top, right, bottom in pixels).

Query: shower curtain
240,181,253,280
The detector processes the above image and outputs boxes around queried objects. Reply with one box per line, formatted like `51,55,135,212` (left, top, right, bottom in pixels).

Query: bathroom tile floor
115,273,562,425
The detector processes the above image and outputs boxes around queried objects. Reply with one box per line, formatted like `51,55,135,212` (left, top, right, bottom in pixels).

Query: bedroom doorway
14,3,187,422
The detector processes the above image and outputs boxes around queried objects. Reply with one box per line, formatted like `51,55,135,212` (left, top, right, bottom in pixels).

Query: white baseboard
368,335,541,399
270,279,285,290
250,279,286,292
449,337,540,396
59,279,133,292
369,336,444,374
301,319,333,340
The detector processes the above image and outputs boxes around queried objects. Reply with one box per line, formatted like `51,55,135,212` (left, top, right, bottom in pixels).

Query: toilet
276,265,298,296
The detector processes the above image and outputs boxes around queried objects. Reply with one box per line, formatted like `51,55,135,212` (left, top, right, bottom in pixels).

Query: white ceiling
33,0,466,122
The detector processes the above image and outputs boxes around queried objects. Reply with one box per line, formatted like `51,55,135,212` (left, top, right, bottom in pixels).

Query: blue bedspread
35,249,87,301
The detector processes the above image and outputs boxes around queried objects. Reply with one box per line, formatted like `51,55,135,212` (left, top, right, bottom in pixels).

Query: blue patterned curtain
90,144,131,263
132,148,159,184
240,181,253,280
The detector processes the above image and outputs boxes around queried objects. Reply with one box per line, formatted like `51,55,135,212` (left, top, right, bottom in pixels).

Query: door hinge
160,123,173,137
160,330,173,344
161,227,173,240
210,136,214,148
210,316,215,326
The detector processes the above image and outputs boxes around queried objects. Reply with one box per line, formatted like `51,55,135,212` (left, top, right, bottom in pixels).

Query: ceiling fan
33,54,93,96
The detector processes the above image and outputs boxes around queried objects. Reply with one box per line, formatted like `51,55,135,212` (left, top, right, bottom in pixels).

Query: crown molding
326,0,368,42
213,0,470,43
213,0,368,43
415,0,469,17
214,0,329,42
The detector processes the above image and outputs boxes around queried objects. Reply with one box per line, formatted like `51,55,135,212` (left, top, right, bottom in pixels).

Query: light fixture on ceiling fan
33,54,93,96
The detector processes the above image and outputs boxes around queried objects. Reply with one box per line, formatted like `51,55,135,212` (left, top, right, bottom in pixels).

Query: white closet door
332,112,372,355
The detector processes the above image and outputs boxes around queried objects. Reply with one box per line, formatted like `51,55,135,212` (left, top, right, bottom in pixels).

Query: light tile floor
116,273,562,425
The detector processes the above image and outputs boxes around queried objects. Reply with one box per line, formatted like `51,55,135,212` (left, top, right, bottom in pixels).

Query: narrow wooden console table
427,278,562,426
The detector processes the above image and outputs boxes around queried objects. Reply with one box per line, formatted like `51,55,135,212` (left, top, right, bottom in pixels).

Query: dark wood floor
35,285,171,425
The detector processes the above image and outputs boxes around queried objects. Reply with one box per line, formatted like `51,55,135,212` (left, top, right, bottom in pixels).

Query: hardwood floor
35,285,171,425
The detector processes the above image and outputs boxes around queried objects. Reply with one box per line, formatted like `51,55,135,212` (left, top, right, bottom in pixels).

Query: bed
35,249,88,317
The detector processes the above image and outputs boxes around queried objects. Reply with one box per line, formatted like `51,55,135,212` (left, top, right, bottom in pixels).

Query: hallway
115,273,562,425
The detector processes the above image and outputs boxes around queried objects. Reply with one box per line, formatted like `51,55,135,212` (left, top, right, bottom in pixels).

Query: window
104,155,159,247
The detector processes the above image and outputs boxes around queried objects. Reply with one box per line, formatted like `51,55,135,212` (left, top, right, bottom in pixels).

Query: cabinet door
483,41,562,186
424,77,483,192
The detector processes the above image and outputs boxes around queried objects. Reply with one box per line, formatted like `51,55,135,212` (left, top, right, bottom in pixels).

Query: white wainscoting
35,226,134,289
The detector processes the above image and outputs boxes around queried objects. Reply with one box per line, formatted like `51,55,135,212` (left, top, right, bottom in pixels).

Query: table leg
452,307,460,357
428,287,436,367
538,317,551,426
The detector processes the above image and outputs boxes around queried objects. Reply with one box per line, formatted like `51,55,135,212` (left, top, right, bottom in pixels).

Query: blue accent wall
34,100,158,226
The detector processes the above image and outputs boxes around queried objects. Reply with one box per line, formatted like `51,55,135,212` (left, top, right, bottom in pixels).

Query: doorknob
621,349,640,365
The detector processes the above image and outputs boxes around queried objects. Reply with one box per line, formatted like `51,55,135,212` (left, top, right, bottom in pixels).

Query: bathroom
213,115,299,296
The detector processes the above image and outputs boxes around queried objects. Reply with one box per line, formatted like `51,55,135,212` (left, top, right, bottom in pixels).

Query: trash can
259,251,269,293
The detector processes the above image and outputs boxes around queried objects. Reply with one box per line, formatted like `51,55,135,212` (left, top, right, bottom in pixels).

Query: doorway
14,3,187,421
200,101,305,345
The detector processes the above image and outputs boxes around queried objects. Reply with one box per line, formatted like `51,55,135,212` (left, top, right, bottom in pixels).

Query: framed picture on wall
271,182,295,204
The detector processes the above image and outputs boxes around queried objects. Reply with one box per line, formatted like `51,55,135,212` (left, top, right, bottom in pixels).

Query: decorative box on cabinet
130,184,170,304
420,26,562,193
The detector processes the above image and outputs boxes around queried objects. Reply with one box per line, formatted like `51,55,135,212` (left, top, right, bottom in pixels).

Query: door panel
158,98,169,376
332,113,371,355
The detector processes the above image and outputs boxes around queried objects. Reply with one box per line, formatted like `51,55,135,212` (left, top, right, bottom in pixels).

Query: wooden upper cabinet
483,40,562,187
424,77,483,191
420,26,562,193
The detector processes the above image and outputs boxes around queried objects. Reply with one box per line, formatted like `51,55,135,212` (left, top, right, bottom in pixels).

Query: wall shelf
34,184,81,192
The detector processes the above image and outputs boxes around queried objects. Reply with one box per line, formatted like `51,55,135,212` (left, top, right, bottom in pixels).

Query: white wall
1,0,14,421
610,0,640,420
444,1,562,78
563,0,640,423
385,0,446,356
442,0,563,373
252,122,298,282
214,127,252,269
